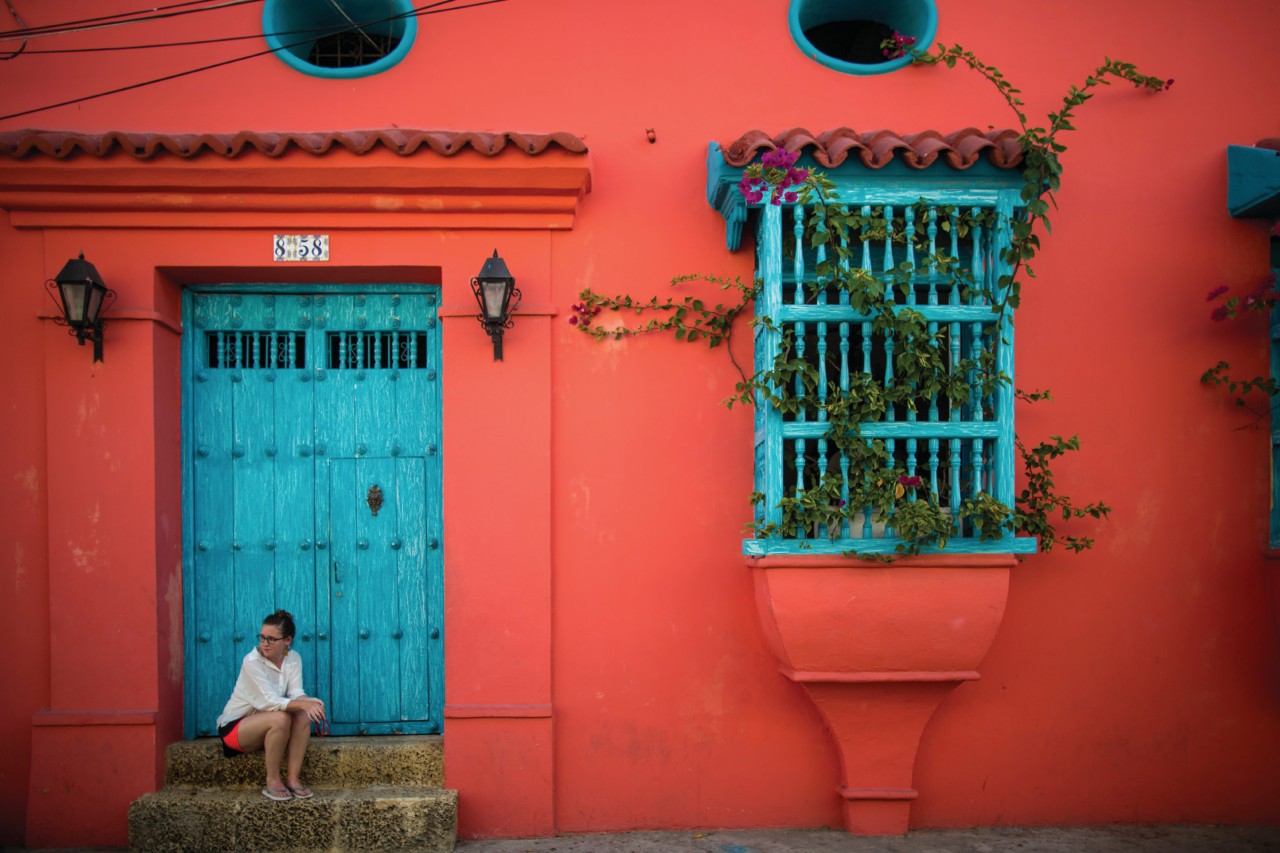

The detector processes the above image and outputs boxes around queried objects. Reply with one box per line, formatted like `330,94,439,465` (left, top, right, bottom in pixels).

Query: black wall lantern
45,253,115,362
471,249,521,361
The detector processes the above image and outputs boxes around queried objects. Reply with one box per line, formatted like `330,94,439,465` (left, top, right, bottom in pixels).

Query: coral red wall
2,0,1279,844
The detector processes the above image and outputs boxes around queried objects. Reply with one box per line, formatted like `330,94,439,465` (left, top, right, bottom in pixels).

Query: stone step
129,784,457,853
166,734,444,788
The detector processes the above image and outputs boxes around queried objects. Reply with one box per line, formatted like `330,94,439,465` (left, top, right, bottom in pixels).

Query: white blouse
216,647,307,728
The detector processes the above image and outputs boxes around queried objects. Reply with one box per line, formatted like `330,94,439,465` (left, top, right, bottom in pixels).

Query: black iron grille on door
327,331,429,370
204,331,307,369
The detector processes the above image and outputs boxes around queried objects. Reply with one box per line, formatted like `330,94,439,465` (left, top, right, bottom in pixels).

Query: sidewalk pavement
455,825,1280,852
5,824,1278,852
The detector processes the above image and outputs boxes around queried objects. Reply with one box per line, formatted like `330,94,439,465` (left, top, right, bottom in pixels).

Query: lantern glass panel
86,283,105,325
481,279,509,320
58,280,89,326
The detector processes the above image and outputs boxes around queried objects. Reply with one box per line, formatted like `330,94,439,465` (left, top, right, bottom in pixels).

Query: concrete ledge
165,735,444,788
129,785,457,853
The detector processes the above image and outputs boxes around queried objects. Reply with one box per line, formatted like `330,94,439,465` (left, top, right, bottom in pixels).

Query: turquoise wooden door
184,289,443,737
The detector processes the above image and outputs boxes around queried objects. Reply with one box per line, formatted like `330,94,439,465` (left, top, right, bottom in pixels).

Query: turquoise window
264,0,417,79
1226,143,1280,547
789,0,938,76
708,146,1034,556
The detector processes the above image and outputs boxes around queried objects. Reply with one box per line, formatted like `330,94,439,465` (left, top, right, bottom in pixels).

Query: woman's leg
284,707,312,789
231,711,291,789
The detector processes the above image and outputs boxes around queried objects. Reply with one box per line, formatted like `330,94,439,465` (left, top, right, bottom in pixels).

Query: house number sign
273,234,330,261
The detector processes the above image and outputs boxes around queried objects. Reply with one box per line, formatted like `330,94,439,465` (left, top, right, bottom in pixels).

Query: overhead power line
0,0,27,58
0,0,508,123
9,21,364,55
0,0,261,42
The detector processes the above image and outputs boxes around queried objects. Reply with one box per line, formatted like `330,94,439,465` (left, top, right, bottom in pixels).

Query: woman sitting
216,609,327,801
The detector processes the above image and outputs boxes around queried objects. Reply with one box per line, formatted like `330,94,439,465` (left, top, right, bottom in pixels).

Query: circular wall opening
264,0,418,79
789,0,937,76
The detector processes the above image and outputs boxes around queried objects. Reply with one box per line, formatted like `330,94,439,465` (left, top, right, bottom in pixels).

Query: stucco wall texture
1,0,1278,845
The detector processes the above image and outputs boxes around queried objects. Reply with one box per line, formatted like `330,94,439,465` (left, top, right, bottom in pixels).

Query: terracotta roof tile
0,129,588,159
721,127,1024,170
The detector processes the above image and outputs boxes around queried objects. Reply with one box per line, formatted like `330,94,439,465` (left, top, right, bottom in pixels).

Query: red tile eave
0,130,592,229
0,129,588,160
721,127,1025,171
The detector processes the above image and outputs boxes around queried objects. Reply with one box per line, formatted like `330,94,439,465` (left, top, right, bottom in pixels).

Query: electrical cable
9,24,339,54
0,0,507,123
1,0,483,52
0,0,258,42
0,0,27,59
324,0,381,53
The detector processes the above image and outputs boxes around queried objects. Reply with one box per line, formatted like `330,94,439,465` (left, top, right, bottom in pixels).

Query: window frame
711,154,1035,556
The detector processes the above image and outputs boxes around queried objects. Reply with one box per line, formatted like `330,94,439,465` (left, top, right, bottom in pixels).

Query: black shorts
217,717,247,758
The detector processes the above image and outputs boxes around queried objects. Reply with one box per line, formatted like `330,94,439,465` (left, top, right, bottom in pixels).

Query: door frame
180,282,444,738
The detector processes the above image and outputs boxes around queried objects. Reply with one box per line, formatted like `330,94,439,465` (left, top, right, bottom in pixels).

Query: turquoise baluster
928,437,940,498
758,204,785,534
927,205,939,306
993,193,1017,511
837,207,851,538
794,206,807,431
948,210,962,522
969,208,985,532
862,437,874,539
904,205,917,307
795,437,807,539
903,206,918,498
859,206,875,539
883,206,897,538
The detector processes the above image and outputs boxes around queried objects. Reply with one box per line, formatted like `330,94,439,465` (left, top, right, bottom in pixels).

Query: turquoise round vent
789,0,937,76
263,0,418,79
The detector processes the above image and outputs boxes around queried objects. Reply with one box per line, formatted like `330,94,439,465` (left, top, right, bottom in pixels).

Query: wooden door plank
327,457,360,722
190,295,237,736
231,301,278,650
273,295,320,697
358,455,400,723
396,456,429,721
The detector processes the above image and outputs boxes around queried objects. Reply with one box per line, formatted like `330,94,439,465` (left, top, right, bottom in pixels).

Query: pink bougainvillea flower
760,148,800,171
1206,285,1229,302
785,167,809,186
836,499,847,507
568,316,579,325
1211,305,1230,322
783,191,799,204
898,475,923,487
883,30,916,59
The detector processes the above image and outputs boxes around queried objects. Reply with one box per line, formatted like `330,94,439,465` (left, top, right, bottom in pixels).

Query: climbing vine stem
569,45,1165,557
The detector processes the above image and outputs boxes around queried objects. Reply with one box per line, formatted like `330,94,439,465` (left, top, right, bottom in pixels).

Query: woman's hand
290,697,326,723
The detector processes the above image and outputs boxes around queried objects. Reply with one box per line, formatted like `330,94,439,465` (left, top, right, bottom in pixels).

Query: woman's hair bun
262,609,297,639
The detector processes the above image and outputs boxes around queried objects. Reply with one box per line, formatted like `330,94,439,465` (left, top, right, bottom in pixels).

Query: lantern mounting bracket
470,249,521,361
44,252,116,363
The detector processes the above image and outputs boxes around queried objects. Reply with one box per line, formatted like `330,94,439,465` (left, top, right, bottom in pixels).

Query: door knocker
366,484,384,517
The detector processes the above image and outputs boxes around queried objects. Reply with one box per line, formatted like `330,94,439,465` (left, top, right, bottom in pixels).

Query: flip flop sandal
262,786,293,801
313,718,330,737
288,785,313,799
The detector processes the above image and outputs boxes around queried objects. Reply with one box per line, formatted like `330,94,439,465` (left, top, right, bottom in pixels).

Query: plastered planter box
750,554,1014,835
